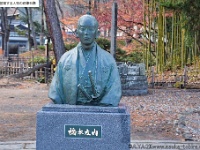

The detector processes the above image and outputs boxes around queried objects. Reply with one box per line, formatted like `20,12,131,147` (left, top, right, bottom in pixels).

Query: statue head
76,14,100,50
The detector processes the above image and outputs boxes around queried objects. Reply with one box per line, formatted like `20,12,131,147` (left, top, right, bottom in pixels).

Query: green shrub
65,42,78,51
126,51,143,63
174,81,184,88
29,56,46,65
37,76,45,83
38,45,45,51
15,27,26,36
117,40,126,46
116,47,127,62
148,56,156,67
96,38,111,51
116,50,144,63
164,61,172,71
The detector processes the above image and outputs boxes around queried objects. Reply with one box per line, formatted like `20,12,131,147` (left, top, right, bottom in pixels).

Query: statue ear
74,29,79,38
95,30,100,39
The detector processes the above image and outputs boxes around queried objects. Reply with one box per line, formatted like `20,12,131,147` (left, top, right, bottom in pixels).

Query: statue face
77,16,98,48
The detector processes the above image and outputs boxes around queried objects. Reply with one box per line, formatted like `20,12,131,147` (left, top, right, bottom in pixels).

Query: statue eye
79,27,86,31
88,27,95,30
79,26,95,32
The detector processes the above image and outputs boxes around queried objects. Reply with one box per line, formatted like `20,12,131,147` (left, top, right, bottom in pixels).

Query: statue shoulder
57,46,78,71
97,45,116,64
59,46,78,63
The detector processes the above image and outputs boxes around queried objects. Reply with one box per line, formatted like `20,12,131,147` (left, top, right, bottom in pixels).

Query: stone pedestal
118,63,148,96
36,103,130,150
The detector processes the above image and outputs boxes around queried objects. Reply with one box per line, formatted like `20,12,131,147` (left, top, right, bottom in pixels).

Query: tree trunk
1,8,9,57
43,0,65,64
1,8,5,55
25,8,31,51
8,63,50,79
40,0,45,45
29,8,38,50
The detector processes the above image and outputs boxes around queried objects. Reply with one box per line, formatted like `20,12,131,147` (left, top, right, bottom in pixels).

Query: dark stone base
36,103,130,150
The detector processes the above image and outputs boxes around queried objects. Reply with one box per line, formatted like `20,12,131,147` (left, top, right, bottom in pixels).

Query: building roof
7,8,20,16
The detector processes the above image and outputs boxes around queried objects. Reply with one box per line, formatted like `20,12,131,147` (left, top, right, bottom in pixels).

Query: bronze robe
48,43,121,106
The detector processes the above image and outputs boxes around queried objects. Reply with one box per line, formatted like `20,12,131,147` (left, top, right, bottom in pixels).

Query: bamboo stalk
181,23,185,68
157,0,164,72
143,0,147,66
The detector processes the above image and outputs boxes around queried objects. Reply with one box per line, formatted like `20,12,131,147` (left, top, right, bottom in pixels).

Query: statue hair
78,14,99,29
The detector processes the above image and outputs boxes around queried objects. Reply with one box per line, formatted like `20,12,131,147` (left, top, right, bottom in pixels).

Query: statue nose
83,28,89,34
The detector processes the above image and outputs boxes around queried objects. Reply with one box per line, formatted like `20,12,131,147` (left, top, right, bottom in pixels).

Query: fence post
40,68,42,77
35,69,38,79
3,60,5,75
13,62,15,74
51,64,54,78
45,67,47,83
6,61,8,75
174,71,177,83
30,62,33,79
20,62,24,80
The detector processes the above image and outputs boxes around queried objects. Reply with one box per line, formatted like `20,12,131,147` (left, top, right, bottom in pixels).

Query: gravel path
0,79,50,142
0,79,199,141
121,89,200,141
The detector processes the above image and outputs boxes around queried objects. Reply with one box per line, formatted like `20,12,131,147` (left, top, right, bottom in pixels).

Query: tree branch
8,63,50,79
117,27,144,46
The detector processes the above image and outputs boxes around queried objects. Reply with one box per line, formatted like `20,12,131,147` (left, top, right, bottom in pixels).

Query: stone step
121,76,147,83
1,140,200,150
122,81,148,90
0,141,36,150
122,89,148,96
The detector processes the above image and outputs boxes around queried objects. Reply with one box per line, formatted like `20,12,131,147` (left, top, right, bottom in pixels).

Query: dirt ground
0,79,50,142
0,78,199,142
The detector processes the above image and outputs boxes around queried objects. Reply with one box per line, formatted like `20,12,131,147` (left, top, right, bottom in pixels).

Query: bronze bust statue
48,14,122,106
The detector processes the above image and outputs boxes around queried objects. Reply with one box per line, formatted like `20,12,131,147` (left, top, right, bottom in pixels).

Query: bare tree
1,8,9,57
29,8,38,50
40,0,45,45
25,8,31,51
43,0,65,64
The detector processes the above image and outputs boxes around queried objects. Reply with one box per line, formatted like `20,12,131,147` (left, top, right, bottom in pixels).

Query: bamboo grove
143,0,200,73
